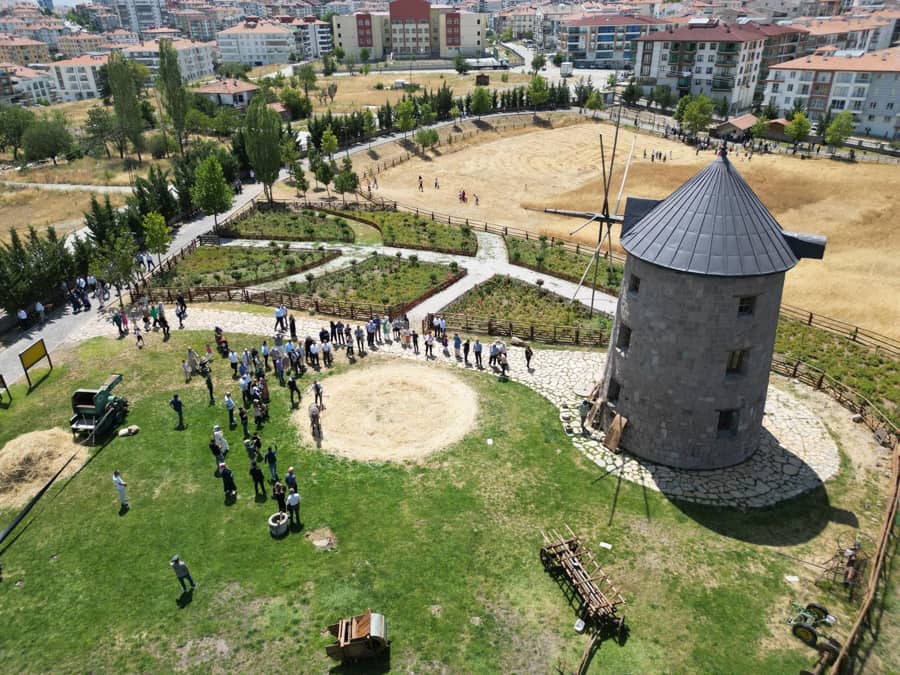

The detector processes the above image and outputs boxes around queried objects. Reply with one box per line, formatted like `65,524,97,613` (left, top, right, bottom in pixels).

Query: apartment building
333,0,487,61
72,3,123,32
560,14,670,69
286,16,333,59
105,28,141,44
789,15,895,54
495,6,538,39
114,0,167,36
121,38,215,80
764,46,899,139
58,32,106,57
635,19,770,113
172,10,217,42
0,34,51,64
50,52,109,101
195,77,259,107
0,62,58,104
217,19,293,65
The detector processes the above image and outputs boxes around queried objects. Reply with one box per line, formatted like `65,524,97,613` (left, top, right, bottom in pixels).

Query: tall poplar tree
243,96,282,202
107,51,144,161
157,38,190,156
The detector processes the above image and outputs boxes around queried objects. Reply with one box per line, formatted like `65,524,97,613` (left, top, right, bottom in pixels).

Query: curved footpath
63,304,839,509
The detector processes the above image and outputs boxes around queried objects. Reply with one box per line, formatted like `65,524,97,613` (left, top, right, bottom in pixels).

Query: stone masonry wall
600,256,785,470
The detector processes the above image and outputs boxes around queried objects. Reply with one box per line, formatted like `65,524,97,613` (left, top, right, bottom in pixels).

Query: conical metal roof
621,150,798,277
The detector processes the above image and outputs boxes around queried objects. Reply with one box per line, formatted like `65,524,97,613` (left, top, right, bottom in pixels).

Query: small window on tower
717,408,739,435
617,324,632,352
726,349,748,375
628,274,641,293
607,379,621,402
737,295,756,315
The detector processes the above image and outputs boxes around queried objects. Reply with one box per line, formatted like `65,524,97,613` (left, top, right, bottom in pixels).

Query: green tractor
70,374,129,445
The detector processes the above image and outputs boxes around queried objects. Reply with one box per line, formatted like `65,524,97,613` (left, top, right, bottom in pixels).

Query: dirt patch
175,636,231,671
0,429,90,509
293,360,478,462
306,527,337,551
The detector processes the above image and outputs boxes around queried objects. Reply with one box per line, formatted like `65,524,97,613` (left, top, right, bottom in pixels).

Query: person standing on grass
213,425,229,457
112,312,124,337
112,470,128,510
287,488,301,526
273,481,287,513
313,380,324,408
453,334,462,360
220,463,237,498
261,340,269,371
289,314,297,341
463,338,470,365
288,374,301,408
182,360,191,383
473,339,483,368
250,462,266,497
285,466,298,493
170,555,196,592
159,313,170,339
169,394,184,429
205,374,215,406
265,445,278,482
224,392,236,428
228,350,239,378
134,326,144,349
525,344,534,371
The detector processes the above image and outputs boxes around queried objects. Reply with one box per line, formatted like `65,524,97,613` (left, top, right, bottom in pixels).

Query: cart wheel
817,638,841,666
805,603,829,622
540,549,553,571
792,622,818,647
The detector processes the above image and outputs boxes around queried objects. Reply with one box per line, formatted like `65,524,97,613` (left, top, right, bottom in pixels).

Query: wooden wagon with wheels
325,609,389,663
540,525,626,635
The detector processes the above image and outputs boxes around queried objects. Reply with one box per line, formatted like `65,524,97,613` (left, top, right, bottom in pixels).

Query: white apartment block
50,53,108,101
764,46,900,139
0,62,59,104
560,14,670,70
114,0,166,36
495,6,537,38
288,16,333,59
121,39,215,81
216,19,293,66
635,19,768,113
172,10,218,43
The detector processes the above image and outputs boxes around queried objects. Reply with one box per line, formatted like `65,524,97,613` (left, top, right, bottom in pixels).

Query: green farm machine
70,374,129,444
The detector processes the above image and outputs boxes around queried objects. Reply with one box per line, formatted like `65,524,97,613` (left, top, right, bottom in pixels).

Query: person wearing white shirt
17,308,28,329
286,488,301,526
34,301,45,324
112,469,128,509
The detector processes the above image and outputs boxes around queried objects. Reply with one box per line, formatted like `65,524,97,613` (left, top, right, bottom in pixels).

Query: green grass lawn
506,236,624,291
282,254,460,307
344,209,477,255
774,318,899,426
0,331,875,672
443,276,613,332
220,209,355,243
154,246,336,288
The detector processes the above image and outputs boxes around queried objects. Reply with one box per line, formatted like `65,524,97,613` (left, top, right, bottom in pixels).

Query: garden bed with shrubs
505,236,623,292
217,208,355,243
342,209,478,255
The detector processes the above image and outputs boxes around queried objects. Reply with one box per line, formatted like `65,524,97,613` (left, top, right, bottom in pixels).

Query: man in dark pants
313,380,324,408
473,339,483,368
286,488,301,526
355,326,365,354
170,555,195,592
249,461,266,497
205,375,214,405
288,374,301,408
169,394,184,429
412,329,419,355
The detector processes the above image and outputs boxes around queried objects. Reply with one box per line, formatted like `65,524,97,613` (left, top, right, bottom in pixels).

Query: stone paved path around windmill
74,305,840,510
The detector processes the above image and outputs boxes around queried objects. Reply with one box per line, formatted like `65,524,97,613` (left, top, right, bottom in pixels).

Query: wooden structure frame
0,372,10,403
540,525,626,629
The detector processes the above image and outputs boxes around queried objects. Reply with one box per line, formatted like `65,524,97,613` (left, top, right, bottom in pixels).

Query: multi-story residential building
0,62,58,104
285,16,333,59
217,19,293,65
333,0,487,61
740,20,808,103
105,28,141,44
172,9,217,42
114,0,167,36
20,19,66,51
744,0,840,20
495,6,538,39
195,77,259,107
763,46,899,139
144,26,182,40
58,32,107,57
0,34,51,64
635,19,770,113
50,52,109,101
791,15,895,54
121,38,215,80
560,14,670,69
72,3,123,32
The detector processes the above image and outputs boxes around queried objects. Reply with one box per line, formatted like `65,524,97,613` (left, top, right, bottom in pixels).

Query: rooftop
51,53,110,67
638,20,772,42
563,13,669,28
195,78,260,94
218,21,294,35
770,46,900,73
621,149,799,277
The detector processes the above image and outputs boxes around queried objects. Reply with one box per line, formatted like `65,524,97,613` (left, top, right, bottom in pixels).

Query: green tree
291,163,309,199
333,46,345,63
296,64,317,97
528,75,550,112
652,85,673,110
142,211,171,266
419,102,437,126
673,94,693,125
786,98,805,121
470,86,492,118
414,127,439,152
280,88,311,120
322,54,336,76
606,73,618,89
326,82,338,103
454,54,470,74
107,51,144,160
584,91,604,118
0,226,74,314
360,47,370,63
552,52,563,67
191,155,233,227
683,94,714,135
84,194,121,246
157,38,190,156
362,109,377,139
531,52,546,75
0,105,36,160
785,111,811,145
131,164,178,223
89,226,138,307
22,115,72,165
83,106,114,159
394,99,416,137
824,110,855,150
621,82,641,105
751,115,769,140
243,96,282,202
321,124,338,157
763,101,779,120
714,96,730,118
333,156,359,205
315,159,335,197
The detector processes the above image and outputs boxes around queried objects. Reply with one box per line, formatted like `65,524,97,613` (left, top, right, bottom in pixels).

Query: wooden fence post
816,373,825,389
807,312,814,325
792,360,800,377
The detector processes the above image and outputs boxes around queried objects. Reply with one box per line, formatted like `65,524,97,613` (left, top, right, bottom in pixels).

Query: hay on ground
0,429,89,509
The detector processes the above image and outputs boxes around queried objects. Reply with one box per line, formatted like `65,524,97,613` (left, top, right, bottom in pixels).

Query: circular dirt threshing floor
292,361,479,463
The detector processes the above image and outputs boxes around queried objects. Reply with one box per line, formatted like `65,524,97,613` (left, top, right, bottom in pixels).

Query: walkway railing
425,311,608,347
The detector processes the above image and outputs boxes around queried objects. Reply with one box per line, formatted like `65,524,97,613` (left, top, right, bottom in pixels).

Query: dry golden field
371,121,900,336
0,184,127,244
5,156,172,187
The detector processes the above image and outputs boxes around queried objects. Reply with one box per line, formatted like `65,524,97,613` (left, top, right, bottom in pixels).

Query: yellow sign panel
20,339,48,370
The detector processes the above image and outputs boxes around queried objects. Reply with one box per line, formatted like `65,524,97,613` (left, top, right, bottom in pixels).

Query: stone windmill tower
598,148,825,470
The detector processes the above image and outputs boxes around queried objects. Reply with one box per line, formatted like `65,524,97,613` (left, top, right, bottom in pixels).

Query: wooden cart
325,609,389,663
540,525,626,633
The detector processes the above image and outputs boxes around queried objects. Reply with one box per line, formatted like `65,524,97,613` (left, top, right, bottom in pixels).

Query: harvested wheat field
373,121,900,335
293,360,478,462
0,429,90,510
0,184,126,243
